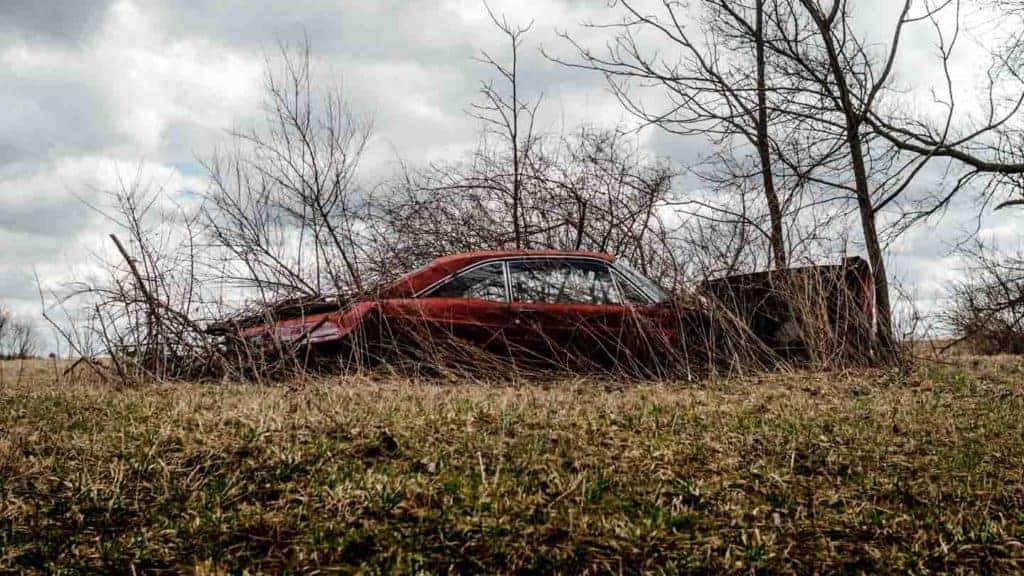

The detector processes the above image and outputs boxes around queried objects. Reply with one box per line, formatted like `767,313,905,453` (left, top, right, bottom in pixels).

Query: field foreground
2,358,1024,573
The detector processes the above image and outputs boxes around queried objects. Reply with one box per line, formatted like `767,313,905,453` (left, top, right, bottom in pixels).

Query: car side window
613,271,652,306
508,259,622,305
427,262,507,301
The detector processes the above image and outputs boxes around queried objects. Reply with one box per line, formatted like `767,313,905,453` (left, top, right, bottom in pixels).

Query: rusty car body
223,250,876,372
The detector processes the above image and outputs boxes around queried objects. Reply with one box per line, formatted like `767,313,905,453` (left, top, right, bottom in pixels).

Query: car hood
240,301,379,345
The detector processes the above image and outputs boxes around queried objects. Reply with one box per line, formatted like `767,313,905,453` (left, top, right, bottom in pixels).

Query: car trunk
698,257,876,359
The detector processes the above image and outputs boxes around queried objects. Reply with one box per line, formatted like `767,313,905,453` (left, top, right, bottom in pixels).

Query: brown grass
2,357,1024,573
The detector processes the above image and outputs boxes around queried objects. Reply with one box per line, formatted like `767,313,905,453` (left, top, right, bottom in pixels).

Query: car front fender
240,301,380,345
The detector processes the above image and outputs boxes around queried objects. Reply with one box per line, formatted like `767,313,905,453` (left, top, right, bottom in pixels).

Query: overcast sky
1,0,1020,347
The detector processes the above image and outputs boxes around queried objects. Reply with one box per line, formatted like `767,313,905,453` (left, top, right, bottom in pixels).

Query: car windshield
614,260,671,303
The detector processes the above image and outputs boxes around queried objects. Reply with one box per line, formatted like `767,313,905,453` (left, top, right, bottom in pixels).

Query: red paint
245,250,636,354
241,301,379,344
245,250,874,363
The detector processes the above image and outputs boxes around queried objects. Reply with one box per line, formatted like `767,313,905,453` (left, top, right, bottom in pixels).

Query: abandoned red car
218,249,876,373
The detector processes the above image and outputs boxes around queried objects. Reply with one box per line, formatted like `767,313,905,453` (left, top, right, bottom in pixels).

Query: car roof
380,250,614,298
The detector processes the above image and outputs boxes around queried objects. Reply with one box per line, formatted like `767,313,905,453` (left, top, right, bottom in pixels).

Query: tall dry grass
2,357,1023,573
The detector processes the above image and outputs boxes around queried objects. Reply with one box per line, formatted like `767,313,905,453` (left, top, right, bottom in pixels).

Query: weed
0,357,1023,573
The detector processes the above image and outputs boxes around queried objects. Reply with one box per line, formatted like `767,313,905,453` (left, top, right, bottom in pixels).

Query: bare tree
0,303,38,359
755,0,916,346
57,170,221,382
772,0,1024,347
469,3,541,250
367,7,684,284
942,239,1024,353
859,0,1024,213
734,0,1023,348
557,0,1024,350
980,0,1024,76
553,0,798,268
202,37,373,301
374,125,682,284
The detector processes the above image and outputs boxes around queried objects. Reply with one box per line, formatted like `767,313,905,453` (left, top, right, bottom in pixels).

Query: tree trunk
807,2,895,348
511,39,524,250
847,127,895,348
755,0,787,269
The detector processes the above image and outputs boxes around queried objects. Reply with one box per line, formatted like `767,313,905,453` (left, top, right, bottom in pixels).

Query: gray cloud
0,78,120,167
0,0,114,45
0,0,1018,351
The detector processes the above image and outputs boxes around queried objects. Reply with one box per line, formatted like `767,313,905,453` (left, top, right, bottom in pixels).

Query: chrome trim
607,263,659,305
502,260,512,303
608,268,632,306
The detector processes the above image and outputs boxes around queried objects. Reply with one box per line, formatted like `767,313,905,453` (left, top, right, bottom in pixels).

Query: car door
505,258,632,366
378,260,513,354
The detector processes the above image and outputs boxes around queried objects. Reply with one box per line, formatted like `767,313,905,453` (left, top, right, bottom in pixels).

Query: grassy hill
2,357,1023,573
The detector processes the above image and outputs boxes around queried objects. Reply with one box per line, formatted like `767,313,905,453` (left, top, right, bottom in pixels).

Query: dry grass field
2,357,1024,573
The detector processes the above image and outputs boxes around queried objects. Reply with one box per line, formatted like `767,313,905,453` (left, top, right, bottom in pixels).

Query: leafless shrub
0,303,38,360
942,242,1024,354
373,125,682,283
43,41,377,384
200,37,374,302
41,170,233,384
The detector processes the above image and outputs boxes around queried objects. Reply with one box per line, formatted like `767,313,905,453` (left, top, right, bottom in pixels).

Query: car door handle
513,308,542,324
